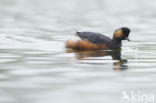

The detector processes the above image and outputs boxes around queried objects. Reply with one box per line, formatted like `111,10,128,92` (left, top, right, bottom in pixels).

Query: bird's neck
112,37,121,43
110,37,122,49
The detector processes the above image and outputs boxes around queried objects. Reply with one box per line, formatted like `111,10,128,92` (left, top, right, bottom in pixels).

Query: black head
113,27,131,41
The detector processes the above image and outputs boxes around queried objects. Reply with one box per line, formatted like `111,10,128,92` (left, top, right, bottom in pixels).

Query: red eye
122,33,126,37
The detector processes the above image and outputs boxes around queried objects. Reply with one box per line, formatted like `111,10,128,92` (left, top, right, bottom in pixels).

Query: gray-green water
0,0,156,103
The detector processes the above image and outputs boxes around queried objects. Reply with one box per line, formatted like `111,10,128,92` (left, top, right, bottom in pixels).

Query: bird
66,27,131,50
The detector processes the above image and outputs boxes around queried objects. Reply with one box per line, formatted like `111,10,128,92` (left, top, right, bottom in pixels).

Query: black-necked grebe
66,27,131,50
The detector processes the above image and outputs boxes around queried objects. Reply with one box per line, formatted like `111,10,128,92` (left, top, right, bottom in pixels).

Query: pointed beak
126,37,131,41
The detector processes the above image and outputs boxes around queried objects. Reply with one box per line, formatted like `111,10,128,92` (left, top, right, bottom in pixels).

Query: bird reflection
66,49,128,71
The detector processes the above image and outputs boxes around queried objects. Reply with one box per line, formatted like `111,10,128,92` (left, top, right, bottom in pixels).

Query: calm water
0,0,156,103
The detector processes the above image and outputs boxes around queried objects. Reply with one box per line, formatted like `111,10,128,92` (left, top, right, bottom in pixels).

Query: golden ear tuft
114,29,122,37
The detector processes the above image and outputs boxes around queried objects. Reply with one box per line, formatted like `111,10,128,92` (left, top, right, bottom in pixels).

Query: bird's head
113,27,131,41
